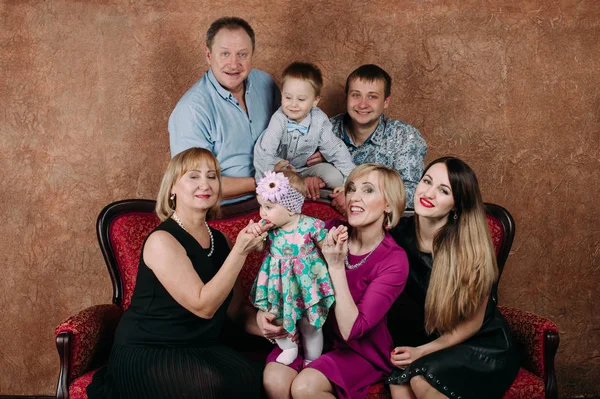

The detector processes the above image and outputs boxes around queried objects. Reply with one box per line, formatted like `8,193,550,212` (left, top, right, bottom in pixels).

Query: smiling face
171,160,220,213
281,78,320,122
346,78,390,130
205,28,253,94
345,171,390,229
414,162,455,220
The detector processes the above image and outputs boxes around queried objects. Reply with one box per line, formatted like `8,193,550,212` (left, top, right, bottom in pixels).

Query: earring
170,193,175,201
384,212,392,228
453,213,458,220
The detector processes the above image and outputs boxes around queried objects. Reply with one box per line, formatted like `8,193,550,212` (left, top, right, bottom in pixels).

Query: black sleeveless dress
87,218,262,399
386,217,519,399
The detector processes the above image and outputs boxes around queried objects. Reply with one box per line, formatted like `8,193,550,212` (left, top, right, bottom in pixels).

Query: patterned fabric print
486,216,502,256
331,114,426,208
302,200,344,222
499,305,559,378
365,382,388,397
55,304,123,382
110,213,160,309
502,368,545,399
69,369,99,399
209,204,341,297
250,215,335,333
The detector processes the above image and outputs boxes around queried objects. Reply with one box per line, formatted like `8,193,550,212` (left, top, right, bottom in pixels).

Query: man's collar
342,113,385,146
207,68,251,100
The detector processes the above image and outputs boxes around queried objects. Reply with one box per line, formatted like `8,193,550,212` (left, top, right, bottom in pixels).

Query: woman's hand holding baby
256,310,297,343
322,225,349,270
233,219,274,255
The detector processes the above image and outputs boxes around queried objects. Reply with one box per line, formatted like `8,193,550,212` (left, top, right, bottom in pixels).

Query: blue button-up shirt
169,68,280,203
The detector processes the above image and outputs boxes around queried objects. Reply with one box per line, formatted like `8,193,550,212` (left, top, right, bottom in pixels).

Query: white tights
275,316,323,366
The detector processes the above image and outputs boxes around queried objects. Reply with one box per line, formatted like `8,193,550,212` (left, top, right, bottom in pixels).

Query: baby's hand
245,219,274,237
332,186,345,195
259,219,274,230
244,220,263,237
334,225,349,243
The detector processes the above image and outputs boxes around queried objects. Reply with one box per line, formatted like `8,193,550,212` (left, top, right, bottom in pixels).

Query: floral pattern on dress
250,215,335,333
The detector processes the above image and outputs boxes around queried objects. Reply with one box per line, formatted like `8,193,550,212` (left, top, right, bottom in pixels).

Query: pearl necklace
172,212,214,257
345,233,385,270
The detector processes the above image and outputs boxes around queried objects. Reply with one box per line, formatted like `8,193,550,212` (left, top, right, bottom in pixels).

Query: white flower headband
256,171,305,213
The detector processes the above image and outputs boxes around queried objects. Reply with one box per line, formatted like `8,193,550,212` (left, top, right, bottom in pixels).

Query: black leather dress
386,217,519,399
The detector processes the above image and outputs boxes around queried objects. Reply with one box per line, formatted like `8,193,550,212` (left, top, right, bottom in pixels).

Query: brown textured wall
1,0,598,395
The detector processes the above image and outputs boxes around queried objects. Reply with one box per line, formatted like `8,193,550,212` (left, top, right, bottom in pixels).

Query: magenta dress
266,219,409,399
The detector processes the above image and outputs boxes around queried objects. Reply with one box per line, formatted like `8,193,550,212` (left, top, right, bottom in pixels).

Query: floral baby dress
250,215,335,333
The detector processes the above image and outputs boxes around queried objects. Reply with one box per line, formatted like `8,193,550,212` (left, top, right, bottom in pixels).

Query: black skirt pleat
88,344,263,399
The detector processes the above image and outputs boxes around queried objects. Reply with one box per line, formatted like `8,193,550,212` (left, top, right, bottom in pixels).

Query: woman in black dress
87,147,282,399
387,157,519,399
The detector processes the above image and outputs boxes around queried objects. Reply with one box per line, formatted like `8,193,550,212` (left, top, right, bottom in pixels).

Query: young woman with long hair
387,157,519,399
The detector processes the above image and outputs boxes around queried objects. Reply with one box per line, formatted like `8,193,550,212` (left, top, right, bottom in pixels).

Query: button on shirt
254,107,355,182
168,68,280,203
330,114,427,209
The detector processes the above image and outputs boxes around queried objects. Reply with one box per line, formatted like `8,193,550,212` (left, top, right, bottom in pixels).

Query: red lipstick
419,198,434,208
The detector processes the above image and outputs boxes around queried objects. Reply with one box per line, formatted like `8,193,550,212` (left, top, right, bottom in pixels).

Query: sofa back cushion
106,201,505,312
109,212,160,310
487,215,503,256
107,200,341,310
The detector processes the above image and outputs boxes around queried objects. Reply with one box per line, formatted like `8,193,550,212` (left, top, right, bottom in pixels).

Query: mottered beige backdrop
1,0,599,395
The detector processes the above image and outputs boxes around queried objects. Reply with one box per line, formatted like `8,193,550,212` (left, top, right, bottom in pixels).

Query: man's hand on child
329,190,347,217
304,176,325,200
306,151,325,166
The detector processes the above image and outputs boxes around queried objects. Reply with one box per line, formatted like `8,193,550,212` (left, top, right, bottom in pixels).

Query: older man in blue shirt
169,17,280,204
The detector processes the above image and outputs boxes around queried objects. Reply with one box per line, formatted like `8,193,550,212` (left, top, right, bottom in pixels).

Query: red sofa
55,198,559,399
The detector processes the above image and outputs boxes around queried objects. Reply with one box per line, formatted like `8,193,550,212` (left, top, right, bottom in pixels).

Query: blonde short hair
344,164,405,229
156,148,222,221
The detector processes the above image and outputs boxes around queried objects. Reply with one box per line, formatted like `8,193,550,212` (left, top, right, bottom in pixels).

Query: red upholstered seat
54,199,558,399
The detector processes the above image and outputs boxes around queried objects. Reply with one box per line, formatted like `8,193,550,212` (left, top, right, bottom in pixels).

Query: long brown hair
420,157,497,335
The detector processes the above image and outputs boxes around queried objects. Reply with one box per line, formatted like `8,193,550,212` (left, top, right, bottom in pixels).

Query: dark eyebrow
423,174,451,190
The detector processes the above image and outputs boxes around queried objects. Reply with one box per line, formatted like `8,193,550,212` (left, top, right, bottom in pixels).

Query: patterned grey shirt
254,107,355,181
330,113,427,209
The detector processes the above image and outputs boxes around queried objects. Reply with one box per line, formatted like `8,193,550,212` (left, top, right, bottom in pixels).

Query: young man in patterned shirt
306,64,427,212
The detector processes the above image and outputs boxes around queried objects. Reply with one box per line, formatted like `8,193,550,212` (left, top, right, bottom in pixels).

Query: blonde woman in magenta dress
260,164,410,399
